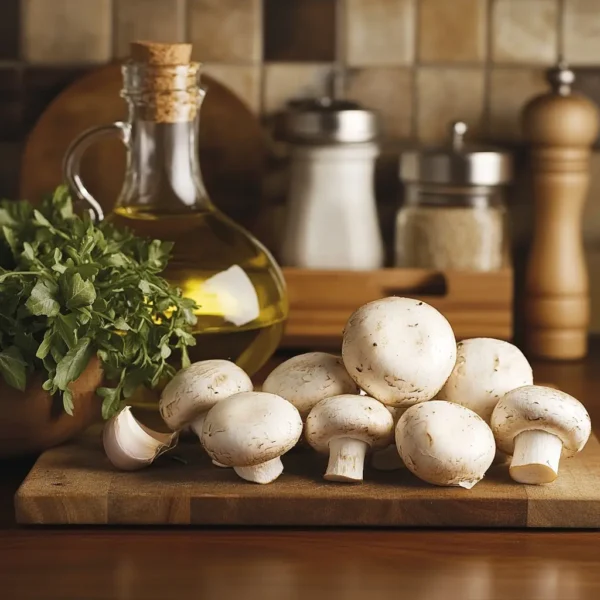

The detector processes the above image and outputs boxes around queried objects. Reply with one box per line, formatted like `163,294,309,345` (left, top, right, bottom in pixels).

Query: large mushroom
342,297,456,408
262,352,359,419
159,359,253,437
305,394,394,482
491,385,591,484
396,401,496,489
439,338,533,423
200,391,303,484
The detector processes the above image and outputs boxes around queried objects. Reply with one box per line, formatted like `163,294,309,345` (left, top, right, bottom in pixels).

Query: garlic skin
103,406,178,471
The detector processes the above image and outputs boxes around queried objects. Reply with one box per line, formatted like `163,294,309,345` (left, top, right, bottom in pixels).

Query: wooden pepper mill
523,61,599,360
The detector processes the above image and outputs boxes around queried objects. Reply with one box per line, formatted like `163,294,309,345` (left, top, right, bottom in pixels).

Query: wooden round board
20,63,267,225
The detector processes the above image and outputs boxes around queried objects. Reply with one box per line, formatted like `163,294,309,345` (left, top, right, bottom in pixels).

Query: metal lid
284,97,379,144
400,121,513,186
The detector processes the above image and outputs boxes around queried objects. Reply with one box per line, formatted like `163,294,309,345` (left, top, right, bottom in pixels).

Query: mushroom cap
439,338,533,423
396,401,496,487
262,352,359,418
159,359,253,431
341,297,456,408
305,394,394,454
200,391,303,467
491,385,591,458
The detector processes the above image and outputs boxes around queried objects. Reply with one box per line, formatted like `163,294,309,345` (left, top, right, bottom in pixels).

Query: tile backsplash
2,1,600,172
2,0,600,328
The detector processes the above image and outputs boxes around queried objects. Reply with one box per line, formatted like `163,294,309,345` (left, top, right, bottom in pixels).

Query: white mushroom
342,297,456,408
200,391,303,484
159,359,253,437
439,338,533,423
396,401,496,489
371,406,406,471
262,352,359,419
491,385,591,485
305,394,394,482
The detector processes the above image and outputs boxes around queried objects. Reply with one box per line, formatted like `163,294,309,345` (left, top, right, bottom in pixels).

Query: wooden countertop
2,344,600,599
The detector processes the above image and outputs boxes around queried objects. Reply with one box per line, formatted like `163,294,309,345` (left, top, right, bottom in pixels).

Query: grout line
179,0,189,43
483,0,494,139
110,0,118,60
411,0,419,141
557,0,566,60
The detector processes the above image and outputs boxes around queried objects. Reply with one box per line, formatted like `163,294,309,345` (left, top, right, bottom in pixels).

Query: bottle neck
117,106,212,215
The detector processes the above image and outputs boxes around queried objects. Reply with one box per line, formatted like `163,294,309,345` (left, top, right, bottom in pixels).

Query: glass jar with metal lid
396,121,513,271
279,96,384,270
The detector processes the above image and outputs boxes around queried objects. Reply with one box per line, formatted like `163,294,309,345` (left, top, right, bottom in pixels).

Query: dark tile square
0,142,23,198
22,66,92,133
264,0,337,62
0,66,23,141
0,0,19,59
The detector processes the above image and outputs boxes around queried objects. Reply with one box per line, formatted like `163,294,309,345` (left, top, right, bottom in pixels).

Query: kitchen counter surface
2,344,600,599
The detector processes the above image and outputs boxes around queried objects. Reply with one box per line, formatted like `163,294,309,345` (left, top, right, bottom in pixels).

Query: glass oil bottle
64,42,287,410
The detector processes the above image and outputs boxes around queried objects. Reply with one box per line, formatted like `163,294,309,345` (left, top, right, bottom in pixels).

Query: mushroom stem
509,430,563,484
233,457,284,484
325,437,369,482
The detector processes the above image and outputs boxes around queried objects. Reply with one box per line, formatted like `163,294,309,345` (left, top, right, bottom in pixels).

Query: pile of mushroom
103,296,592,487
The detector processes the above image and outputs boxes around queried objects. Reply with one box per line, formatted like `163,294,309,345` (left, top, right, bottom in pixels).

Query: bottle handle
62,121,131,222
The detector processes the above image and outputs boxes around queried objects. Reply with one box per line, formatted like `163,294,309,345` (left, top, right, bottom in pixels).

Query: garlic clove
103,406,178,471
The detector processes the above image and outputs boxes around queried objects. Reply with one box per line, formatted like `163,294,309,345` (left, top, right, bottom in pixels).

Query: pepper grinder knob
522,60,599,359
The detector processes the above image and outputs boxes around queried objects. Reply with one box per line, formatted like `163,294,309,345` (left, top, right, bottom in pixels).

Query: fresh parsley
0,186,198,419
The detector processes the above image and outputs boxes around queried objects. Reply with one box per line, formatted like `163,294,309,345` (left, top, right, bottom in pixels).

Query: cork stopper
125,41,201,124
130,41,192,66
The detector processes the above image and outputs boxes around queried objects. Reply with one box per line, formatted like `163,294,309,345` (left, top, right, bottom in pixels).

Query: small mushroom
439,338,533,423
262,352,359,419
200,391,303,484
491,385,591,485
342,297,456,408
305,394,394,482
396,401,496,489
159,359,253,437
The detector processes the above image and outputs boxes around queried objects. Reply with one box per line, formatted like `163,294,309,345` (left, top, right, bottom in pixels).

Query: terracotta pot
0,356,103,458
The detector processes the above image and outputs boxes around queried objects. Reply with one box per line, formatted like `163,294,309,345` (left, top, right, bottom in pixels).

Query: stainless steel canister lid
400,121,513,186
284,97,379,144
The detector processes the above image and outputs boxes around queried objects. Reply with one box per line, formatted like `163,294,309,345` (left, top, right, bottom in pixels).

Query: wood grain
282,267,513,348
15,429,600,528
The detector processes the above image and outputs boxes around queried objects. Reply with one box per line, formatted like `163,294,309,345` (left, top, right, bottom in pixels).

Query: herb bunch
0,186,197,419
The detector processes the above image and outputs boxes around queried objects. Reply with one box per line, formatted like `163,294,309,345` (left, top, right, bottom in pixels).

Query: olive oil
113,206,288,387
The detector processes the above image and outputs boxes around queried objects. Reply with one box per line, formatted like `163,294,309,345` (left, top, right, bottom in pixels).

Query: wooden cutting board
19,63,268,226
15,430,600,528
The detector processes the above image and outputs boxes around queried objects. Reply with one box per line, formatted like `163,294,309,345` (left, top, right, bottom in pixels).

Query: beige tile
22,0,112,64
416,68,485,143
345,0,415,66
419,0,486,63
489,68,547,141
345,67,412,139
262,64,334,114
202,64,261,113
189,0,262,63
114,0,186,58
564,0,600,65
492,0,558,64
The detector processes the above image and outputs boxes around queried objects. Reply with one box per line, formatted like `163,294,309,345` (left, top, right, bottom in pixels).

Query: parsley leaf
0,185,199,418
